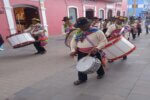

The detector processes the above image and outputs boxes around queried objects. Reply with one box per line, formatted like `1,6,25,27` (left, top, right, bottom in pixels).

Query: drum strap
86,37,95,47
86,37,106,56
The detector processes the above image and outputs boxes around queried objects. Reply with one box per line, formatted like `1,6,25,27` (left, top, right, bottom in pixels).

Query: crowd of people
63,15,150,43
62,15,150,85
0,14,150,86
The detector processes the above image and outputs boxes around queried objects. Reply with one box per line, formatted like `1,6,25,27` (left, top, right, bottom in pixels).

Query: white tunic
70,30,108,52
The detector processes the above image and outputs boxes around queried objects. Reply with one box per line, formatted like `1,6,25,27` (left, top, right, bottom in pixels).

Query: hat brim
32,19,40,22
74,21,91,28
62,18,70,21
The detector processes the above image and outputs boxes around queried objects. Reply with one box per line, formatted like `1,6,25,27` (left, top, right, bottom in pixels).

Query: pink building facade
0,0,127,40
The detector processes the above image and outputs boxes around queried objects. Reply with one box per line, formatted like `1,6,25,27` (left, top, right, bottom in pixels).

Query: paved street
0,31,150,100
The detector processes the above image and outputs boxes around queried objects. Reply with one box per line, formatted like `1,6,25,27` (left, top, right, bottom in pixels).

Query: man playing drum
70,17,108,85
24,18,47,54
105,17,127,60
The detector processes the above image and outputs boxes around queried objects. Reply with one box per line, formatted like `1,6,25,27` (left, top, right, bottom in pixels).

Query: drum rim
106,46,136,61
104,36,122,49
76,56,101,73
6,32,31,39
76,56,95,71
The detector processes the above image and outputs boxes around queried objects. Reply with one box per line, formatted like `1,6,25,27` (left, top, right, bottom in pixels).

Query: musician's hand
90,48,99,55
70,52,77,57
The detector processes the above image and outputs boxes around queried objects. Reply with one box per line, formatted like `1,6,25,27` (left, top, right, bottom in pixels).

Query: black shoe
73,80,86,86
123,56,127,60
97,75,104,79
40,51,47,54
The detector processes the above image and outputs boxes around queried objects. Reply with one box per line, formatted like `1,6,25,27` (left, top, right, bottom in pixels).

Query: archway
86,9,94,19
13,5,40,32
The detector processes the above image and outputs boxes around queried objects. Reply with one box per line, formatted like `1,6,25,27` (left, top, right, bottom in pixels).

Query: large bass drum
7,33,35,48
103,35,136,61
76,56,101,74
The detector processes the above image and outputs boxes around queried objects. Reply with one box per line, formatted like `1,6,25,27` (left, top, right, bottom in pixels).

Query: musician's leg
138,27,142,37
146,26,149,34
38,45,46,54
97,66,105,79
131,29,134,39
33,36,46,54
95,52,105,79
78,72,87,81
34,41,41,54
137,28,140,36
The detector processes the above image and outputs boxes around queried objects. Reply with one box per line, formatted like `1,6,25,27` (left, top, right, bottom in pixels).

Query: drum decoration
7,33,35,48
76,56,101,74
103,35,136,61
109,29,121,38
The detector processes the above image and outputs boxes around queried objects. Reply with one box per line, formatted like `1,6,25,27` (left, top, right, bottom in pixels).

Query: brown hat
32,18,40,22
74,17,91,28
62,17,70,21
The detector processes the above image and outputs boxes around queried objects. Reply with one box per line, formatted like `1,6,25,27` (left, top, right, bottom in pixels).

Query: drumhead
76,56,96,72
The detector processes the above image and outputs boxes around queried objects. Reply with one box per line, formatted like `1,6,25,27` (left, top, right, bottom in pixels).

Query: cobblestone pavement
0,31,150,100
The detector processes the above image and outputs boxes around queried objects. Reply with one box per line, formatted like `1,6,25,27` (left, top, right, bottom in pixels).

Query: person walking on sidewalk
24,18,47,54
129,16,137,39
136,19,142,37
145,16,150,34
70,17,108,85
0,34,4,51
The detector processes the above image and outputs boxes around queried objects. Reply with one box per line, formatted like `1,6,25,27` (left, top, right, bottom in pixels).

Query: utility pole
133,0,136,16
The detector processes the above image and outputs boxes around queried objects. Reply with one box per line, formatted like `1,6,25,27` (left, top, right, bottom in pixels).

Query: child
0,34,4,51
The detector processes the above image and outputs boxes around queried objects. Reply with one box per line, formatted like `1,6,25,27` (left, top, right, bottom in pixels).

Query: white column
40,0,49,37
3,0,16,34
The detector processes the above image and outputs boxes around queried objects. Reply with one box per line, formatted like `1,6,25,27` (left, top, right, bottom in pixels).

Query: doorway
99,9,105,19
107,9,113,19
117,10,121,16
69,7,78,24
86,9,94,19
13,5,40,32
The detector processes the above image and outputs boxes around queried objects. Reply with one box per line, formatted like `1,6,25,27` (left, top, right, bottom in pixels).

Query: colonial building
0,0,127,39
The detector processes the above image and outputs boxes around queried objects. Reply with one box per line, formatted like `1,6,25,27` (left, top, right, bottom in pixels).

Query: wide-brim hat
32,18,40,22
62,17,70,21
74,17,91,28
115,16,126,21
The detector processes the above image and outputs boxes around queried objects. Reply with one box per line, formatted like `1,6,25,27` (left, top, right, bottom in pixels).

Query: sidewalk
0,33,150,100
